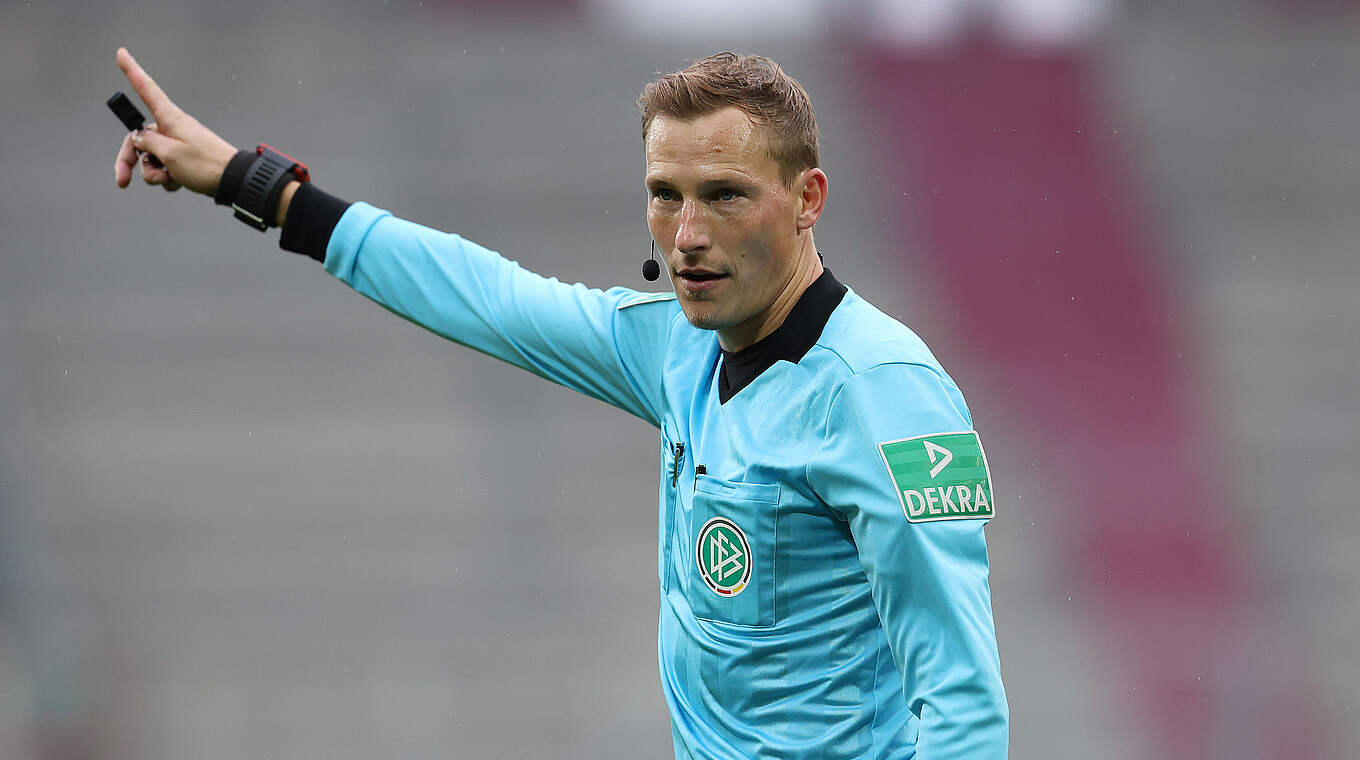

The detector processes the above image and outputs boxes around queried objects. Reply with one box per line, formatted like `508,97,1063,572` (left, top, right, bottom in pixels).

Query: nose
673,199,709,254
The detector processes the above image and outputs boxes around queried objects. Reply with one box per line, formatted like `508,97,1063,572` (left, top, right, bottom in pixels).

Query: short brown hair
638,52,821,186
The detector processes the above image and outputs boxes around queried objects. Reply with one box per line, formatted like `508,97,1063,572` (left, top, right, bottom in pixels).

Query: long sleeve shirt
276,184,1009,758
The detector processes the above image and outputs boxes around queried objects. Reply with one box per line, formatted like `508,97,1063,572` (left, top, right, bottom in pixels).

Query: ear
794,168,828,232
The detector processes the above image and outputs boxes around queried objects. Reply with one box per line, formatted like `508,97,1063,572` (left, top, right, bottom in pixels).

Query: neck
718,233,823,352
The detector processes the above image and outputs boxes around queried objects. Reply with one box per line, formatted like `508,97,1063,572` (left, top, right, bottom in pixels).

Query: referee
113,48,1008,759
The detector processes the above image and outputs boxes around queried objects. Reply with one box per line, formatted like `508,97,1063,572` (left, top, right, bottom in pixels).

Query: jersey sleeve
321,201,674,427
807,362,1009,758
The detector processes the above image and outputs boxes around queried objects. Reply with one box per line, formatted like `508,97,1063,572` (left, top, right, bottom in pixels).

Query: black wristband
214,149,257,207
279,183,352,263
233,150,296,231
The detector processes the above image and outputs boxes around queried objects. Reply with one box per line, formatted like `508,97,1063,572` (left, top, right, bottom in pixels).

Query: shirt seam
870,632,882,759
609,297,679,428
803,358,962,502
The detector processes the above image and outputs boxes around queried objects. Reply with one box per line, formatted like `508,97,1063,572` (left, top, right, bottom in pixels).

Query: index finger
115,47,181,122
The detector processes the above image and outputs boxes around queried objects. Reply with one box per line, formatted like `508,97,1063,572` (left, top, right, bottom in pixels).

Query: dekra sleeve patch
877,431,994,523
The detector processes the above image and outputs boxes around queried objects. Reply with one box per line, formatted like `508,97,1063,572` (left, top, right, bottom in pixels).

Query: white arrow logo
709,533,745,581
924,440,954,478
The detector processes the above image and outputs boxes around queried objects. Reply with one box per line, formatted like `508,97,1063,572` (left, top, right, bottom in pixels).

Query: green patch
695,517,751,596
878,431,994,523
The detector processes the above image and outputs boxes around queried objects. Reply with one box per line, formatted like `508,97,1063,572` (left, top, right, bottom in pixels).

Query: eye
714,188,744,202
652,188,679,202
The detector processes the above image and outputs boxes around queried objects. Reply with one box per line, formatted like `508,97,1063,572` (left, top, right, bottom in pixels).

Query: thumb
131,124,176,158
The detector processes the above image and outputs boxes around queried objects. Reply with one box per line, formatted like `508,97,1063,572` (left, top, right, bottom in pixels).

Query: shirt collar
717,267,847,404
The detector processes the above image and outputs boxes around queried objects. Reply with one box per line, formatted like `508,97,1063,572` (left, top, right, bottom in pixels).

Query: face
645,108,809,341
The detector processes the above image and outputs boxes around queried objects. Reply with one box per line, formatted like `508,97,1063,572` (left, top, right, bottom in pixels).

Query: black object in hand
107,91,163,168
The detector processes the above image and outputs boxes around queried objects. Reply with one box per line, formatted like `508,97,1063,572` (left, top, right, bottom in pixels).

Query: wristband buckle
231,202,266,229
232,146,300,232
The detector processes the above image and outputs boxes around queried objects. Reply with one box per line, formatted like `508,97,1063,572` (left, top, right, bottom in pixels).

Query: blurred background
1,0,1357,757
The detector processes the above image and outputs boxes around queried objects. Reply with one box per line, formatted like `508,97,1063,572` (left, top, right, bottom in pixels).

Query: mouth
676,269,729,292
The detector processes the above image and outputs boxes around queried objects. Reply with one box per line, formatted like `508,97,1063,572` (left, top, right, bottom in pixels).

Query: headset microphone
642,239,661,281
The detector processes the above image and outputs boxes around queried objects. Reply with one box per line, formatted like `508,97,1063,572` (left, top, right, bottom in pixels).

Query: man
112,48,1008,758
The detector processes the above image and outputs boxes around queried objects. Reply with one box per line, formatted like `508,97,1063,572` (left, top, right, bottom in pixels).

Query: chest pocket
687,475,780,628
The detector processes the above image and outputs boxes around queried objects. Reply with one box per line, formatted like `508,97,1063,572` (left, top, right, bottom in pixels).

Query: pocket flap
694,475,780,504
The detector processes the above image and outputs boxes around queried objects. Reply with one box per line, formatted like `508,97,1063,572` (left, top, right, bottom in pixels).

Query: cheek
733,208,779,266
647,209,676,242
734,199,787,256
736,231,773,267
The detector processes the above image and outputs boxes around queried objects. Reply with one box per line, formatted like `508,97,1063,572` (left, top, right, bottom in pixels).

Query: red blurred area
859,39,1332,758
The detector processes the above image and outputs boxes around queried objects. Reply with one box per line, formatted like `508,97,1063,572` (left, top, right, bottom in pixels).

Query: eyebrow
645,176,756,191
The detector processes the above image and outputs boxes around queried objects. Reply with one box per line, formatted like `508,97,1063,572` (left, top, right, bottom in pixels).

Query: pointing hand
112,47,239,196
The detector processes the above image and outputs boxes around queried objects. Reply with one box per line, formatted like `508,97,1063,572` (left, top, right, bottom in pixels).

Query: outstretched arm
110,47,675,426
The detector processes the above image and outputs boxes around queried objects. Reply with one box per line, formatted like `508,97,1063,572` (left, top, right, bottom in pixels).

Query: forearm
315,201,669,423
274,179,300,228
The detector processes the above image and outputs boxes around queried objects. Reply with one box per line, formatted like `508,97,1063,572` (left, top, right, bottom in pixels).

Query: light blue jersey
322,201,1008,759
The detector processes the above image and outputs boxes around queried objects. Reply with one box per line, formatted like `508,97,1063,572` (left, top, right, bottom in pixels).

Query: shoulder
609,288,686,328
605,287,685,334
801,290,973,431
613,289,678,311
810,289,958,388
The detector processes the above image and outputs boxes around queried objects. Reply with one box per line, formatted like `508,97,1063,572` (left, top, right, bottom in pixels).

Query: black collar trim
718,268,847,404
